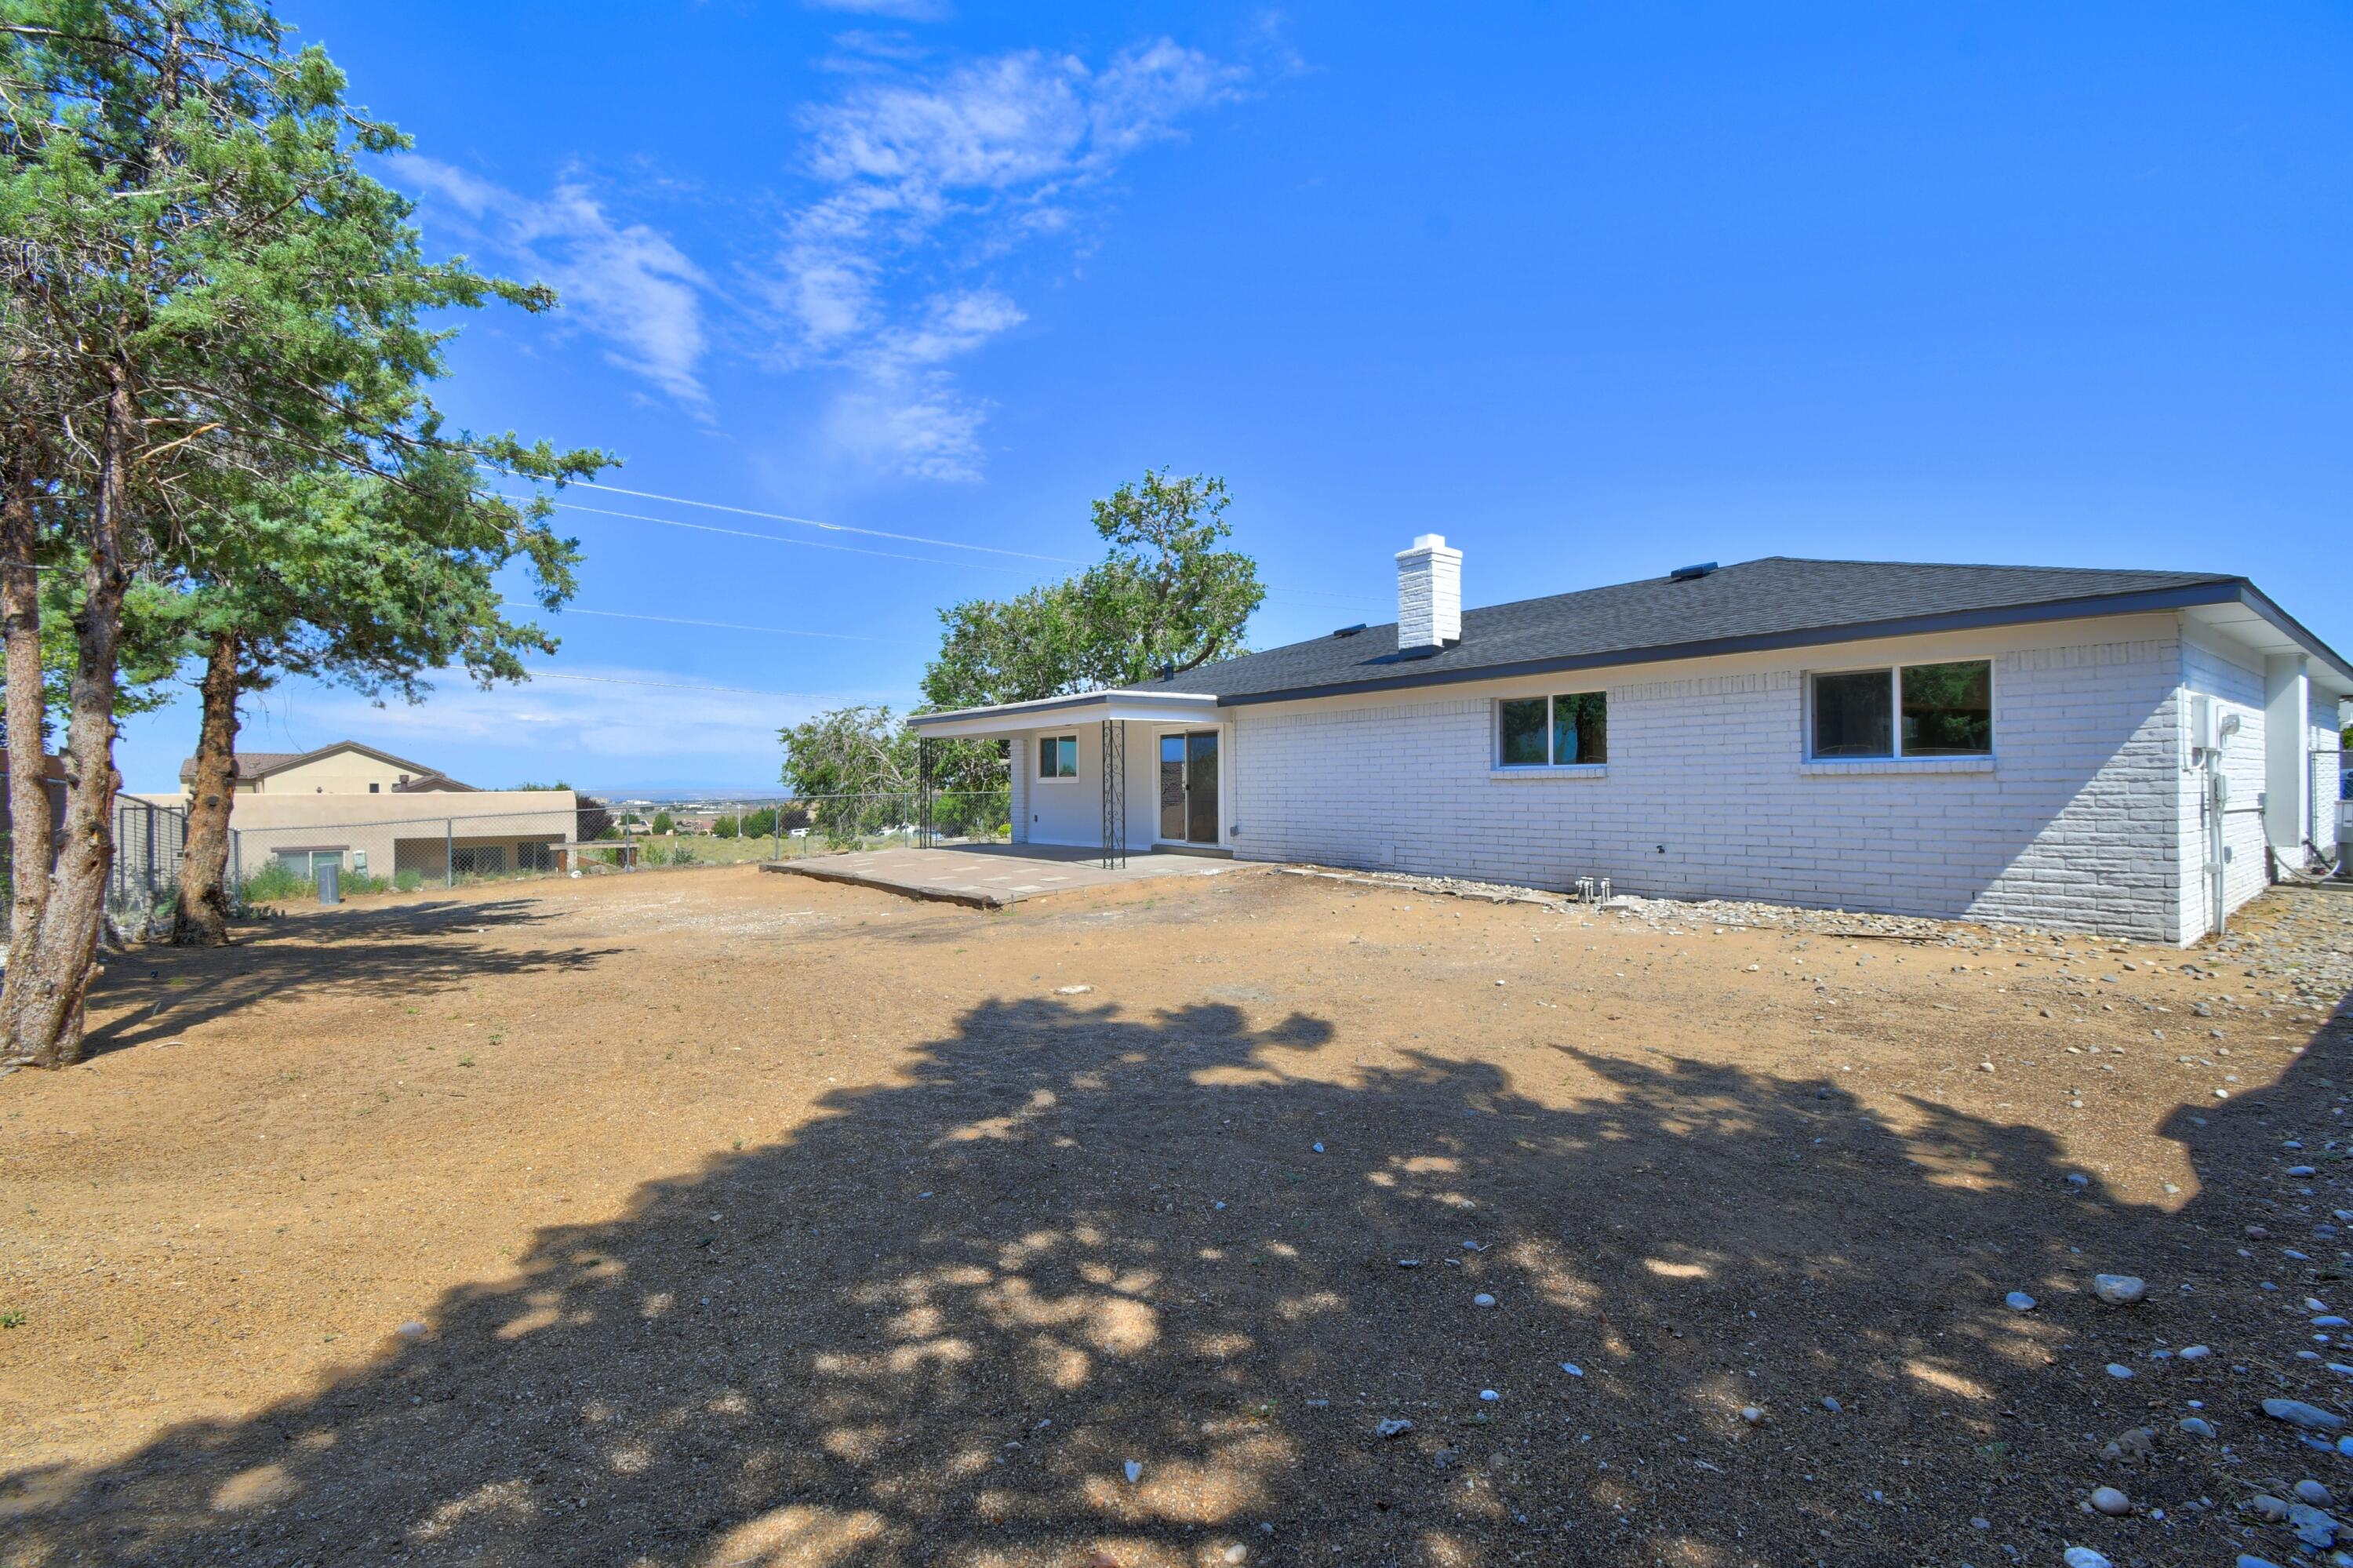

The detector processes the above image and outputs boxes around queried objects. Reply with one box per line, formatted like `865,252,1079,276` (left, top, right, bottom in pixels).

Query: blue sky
114,1,2353,792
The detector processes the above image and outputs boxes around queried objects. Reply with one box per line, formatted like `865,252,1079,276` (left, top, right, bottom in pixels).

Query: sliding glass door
1158,731,1219,844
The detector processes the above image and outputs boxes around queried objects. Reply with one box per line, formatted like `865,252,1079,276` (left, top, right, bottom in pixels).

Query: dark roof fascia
1212,579,2259,708
2236,580,2353,689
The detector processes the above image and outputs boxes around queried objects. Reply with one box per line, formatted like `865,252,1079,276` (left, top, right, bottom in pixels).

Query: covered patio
910,689,1235,868
764,842,1235,908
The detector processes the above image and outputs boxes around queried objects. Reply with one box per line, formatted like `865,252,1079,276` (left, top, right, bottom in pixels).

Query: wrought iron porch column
1100,718,1127,869
918,735,934,849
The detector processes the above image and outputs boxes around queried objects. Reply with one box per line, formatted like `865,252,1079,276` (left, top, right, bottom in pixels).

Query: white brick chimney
1395,533,1463,651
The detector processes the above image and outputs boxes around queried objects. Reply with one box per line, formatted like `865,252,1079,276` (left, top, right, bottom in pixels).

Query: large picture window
1037,734,1078,779
1497,692,1607,766
1809,660,1992,759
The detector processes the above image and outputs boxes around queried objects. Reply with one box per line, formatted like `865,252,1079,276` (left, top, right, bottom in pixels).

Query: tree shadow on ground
82,900,621,1057
5,991,2347,1566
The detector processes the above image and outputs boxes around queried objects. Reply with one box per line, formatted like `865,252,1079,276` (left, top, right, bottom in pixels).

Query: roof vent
1669,562,1718,581
1331,622,1366,638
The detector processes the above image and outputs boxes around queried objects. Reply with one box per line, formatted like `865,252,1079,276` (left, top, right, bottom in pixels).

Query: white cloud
774,40,1246,479
820,380,994,483
393,157,713,407
806,0,952,20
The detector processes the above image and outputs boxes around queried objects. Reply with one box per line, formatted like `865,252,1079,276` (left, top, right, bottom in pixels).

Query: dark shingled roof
1175,556,2245,704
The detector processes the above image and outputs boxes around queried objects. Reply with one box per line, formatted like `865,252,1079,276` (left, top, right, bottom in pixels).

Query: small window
1497,693,1607,766
1038,735,1078,779
369,781,380,793
1809,660,1991,759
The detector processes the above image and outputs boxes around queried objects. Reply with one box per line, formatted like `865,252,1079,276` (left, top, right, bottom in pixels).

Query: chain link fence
220,791,1013,903
2,788,1016,921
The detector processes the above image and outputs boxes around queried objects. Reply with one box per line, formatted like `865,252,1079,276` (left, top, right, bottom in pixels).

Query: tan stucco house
151,741,576,883
175,740,477,797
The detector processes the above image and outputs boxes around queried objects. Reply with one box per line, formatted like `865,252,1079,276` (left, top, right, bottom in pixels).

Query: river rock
2264,1398,2347,1432
2093,1274,2147,1305
2089,1486,2130,1515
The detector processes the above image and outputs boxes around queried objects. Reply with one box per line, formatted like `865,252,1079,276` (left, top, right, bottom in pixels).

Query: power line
573,479,1082,564
554,478,1388,608
501,602,922,645
526,670,911,700
530,499,1046,577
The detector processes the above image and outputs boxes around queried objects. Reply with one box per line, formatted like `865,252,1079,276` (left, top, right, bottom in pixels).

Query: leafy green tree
711,815,738,839
650,809,675,835
0,0,602,1059
921,470,1263,710
169,467,588,946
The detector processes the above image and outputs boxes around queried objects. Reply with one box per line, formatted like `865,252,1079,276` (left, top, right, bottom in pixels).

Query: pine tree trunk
1,444,50,962
169,629,238,946
1,369,132,1069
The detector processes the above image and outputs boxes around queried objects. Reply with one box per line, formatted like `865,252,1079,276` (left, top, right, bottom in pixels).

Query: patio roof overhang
907,688,1220,740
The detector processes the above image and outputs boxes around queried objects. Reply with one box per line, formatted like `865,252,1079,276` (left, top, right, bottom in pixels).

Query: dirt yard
2,863,2351,1568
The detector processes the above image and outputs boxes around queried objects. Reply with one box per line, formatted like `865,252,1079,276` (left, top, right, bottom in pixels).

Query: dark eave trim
2237,580,2353,689
1213,580,2272,708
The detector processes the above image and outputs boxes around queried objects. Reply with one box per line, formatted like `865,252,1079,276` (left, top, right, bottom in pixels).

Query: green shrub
238,860,311,904
394,868,424,892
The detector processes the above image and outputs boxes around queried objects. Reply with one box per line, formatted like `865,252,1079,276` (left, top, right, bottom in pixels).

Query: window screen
1811,671,1895,757
1498,699,1549,766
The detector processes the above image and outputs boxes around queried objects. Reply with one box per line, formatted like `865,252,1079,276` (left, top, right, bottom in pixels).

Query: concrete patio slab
761,844,1237,908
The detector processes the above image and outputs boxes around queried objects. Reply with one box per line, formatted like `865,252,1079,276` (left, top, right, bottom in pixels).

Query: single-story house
910,539,2351,945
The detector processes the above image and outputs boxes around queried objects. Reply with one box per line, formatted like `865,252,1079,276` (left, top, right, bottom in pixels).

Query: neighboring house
175,739,475,797
153,741,572,883
911,540,2351,946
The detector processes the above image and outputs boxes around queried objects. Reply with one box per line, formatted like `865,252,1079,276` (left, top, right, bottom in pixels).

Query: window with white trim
1497,692,1607,766
1809,660,1992,759
1037,734,1079,779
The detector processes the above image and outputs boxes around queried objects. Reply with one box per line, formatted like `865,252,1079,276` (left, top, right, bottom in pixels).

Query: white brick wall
2181,631,2268,932
1230,619,2191,943
1395,537,1463,650
2311,689,2343,855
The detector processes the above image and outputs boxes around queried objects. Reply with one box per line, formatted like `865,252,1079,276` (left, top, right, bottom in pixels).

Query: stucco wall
226,791,576,882
1004,722,1224,851
1229,614,2191,943
251,748,442,795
